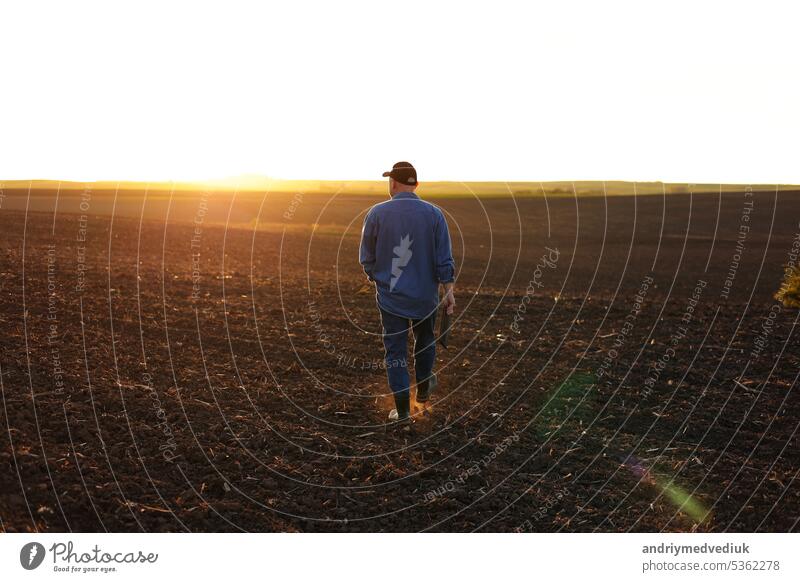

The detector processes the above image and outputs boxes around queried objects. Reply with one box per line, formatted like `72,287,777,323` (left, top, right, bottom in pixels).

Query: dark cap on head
382,161,417,186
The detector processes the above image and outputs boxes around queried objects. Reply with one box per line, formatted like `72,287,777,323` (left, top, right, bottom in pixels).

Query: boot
416,373,437,403
389,391,411,423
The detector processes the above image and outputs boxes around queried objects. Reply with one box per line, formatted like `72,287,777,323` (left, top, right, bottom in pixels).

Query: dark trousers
379,308,437,395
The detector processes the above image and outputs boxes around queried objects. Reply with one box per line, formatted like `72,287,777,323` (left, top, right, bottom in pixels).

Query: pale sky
1,0,798,184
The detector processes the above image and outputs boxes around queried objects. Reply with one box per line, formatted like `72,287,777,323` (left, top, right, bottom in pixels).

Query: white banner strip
1,533,797,581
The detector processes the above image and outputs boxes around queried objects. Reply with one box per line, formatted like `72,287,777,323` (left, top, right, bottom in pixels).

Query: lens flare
623,454,711,524
535,373,596,437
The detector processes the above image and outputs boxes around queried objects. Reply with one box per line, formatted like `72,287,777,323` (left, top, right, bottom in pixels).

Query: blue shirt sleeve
359,208,377,281
435,209,455,284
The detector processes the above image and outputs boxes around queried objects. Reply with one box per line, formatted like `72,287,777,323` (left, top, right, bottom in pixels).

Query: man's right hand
443,283,456,315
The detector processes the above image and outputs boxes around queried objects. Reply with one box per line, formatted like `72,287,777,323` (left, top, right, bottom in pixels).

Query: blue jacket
359,191,455,319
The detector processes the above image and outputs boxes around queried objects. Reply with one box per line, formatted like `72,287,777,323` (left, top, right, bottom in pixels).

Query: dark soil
1,188,798,532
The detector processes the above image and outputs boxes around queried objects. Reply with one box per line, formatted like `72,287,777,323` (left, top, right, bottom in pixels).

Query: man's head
382,161,418,196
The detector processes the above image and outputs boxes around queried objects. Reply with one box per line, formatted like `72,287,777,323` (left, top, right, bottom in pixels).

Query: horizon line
2,177,799,188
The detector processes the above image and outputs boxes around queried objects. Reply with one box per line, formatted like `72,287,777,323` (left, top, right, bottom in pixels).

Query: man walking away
359,161,456,425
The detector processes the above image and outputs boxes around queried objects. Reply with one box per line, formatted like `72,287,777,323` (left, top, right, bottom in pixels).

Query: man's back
359,191,454,320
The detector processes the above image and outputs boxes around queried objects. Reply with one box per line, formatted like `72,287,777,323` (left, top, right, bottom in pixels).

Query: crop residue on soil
0,188,798,532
